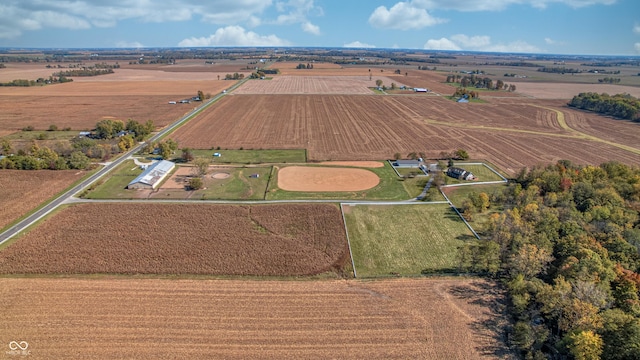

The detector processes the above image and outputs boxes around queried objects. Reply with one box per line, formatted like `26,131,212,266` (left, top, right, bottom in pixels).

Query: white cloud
635,43,640,53
273,0,322,35
413,0,616,11
301,21,320,35
178,26,290,47
424,34,540,53
0,0,274,39
424,38,461,50
450,34,491,48
344,41,376,48
116,41,144,48
634,24,640,34
368,2,446,30
545,37,556,44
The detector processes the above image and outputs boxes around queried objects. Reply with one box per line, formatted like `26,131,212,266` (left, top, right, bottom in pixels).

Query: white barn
127,160,175,190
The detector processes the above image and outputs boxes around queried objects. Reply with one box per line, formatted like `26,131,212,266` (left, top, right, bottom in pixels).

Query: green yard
177,149,306,164
344,204,477,277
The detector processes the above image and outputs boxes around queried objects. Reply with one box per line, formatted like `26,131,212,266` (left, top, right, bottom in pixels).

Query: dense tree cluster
224,73,244,80
94,119,154,141
0,142,91,170
447,74,516,91
568,92,640,121
295,63,314,69
459,161,640,359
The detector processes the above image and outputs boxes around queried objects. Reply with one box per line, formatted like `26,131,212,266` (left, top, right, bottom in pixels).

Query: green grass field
84,160,143,199
176,149,306,164
344,204,476,277
442,183,508,234
265,162,410,201
443,163,506,185
197,166,271,200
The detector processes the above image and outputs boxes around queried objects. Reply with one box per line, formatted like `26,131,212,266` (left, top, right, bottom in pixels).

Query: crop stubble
173,94,640,175
0,203,349,276
0,277,510,359
0,170,85,231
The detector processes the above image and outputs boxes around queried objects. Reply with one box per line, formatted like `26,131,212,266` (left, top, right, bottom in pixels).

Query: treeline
457,161,640,359
295,63,314,69
0,119,155,170
568,92,640,121
447,74,516,91
538,67,582,74
0,76,72,86
53,68,114,77
224,73,245,80
598,77,621,84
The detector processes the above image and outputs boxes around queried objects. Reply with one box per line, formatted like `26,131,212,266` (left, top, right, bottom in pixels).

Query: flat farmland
0,94,196,131
0,203,348,276
0,170,85,232
0,65,232,131
277,62,373,76
172,94,640,174
0,277,511,359
234,76,394,95
509,81,640,99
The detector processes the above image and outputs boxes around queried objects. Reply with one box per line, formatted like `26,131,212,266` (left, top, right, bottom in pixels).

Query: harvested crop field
277,166,380,192
0,95,195,131
512,82,640,99
172,94,640,174
276,62,372,76
0,170,85,231
320,161,384,168
234,76,391,94
0,277,511,359
0,203,348,276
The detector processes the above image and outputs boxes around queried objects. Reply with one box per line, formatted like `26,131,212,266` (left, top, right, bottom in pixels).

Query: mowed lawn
344,204,476,276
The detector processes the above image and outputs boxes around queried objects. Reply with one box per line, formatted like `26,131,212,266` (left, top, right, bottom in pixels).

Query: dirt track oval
277,166,380,192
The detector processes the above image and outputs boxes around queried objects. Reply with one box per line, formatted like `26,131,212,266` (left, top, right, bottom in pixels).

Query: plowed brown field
0,65,232,131
0,277,512,359
234,76,394,95
172,94,640,175
0,170,85,231
0,203,348,276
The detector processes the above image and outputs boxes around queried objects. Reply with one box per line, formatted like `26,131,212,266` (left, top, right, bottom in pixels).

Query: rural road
0,79,247,246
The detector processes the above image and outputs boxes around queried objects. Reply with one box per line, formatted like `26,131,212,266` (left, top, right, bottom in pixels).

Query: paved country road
0,79,247,246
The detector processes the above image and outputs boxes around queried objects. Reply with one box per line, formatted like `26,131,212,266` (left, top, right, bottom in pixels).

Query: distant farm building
414,88,428,92
447,167,474,181
127,160,175,190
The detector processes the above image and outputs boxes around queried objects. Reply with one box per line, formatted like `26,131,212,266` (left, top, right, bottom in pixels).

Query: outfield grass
176,149,306,164
265,162,410,201
344,204,476,277
197,166,272,200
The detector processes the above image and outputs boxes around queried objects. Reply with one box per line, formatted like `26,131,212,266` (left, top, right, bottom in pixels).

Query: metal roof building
127,160,175,190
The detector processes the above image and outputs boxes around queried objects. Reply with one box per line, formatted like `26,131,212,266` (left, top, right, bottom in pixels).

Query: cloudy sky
0,0,638,55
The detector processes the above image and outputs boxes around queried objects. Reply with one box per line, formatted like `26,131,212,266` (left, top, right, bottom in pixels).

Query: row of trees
52,68,114,77
598,77,621,84
446,74,516,91
0,76,73,86
457,161,640,359
295,63,314,69
224,73,244,80
568,92,640,121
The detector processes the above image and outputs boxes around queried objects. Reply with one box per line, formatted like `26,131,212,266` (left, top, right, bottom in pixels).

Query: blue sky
0,0,638,55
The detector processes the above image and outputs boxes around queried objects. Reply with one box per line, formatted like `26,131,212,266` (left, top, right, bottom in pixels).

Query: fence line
340,203,358,278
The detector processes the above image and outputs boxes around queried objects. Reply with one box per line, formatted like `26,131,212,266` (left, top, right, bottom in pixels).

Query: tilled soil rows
0,203,349,276
0,277,512,359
